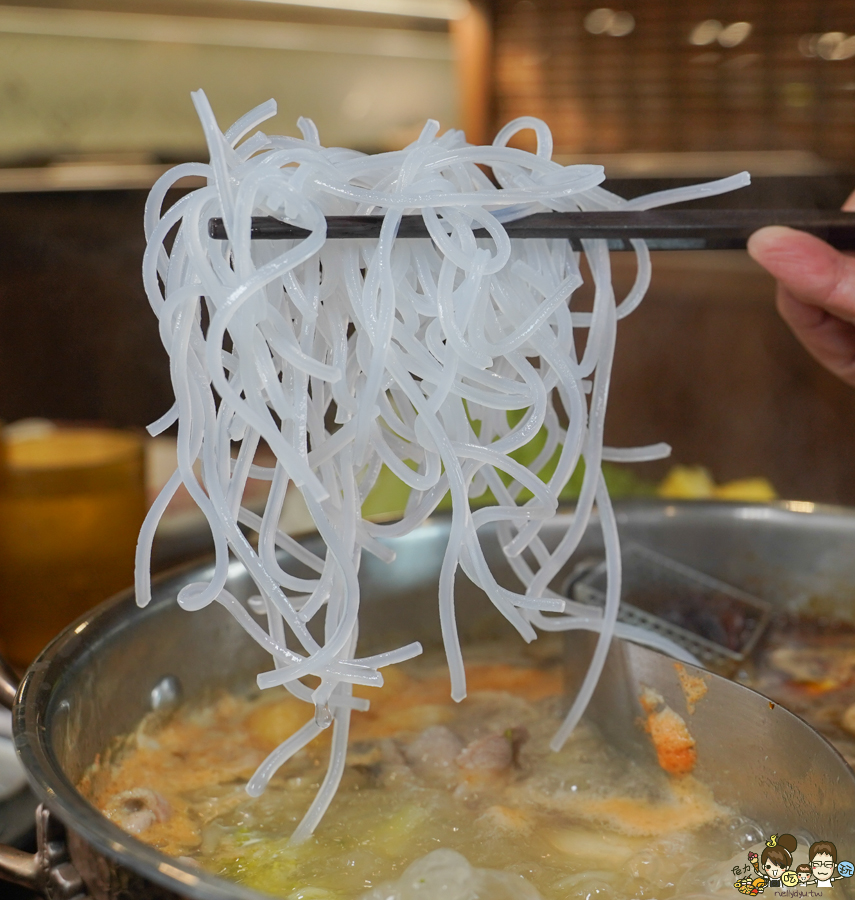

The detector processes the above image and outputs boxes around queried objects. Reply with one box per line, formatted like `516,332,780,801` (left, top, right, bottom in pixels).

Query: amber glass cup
0,427,146,668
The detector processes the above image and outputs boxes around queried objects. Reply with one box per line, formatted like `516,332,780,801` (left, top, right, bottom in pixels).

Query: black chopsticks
207,209,855,251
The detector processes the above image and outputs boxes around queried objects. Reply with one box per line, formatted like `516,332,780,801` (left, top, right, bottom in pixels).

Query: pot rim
12,499,855,899
15,553,271,900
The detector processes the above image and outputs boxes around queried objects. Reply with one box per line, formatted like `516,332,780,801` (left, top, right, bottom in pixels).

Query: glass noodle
137,92,748,842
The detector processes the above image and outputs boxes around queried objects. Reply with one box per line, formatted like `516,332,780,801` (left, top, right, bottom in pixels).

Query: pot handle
0,653,18,710
0,804,89,899
0,656,89,898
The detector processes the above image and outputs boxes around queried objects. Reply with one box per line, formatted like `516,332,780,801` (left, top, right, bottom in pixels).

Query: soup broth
746,613,855,767
80,652,755,900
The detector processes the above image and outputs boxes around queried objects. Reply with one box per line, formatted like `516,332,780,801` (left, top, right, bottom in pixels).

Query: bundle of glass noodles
138,90,748,840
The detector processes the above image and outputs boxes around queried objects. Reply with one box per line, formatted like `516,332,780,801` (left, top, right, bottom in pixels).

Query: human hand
747,190,855,387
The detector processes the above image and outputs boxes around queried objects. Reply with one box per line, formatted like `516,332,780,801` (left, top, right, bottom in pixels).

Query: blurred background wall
0,1,458,162
492,0,855,166
1,0,855,504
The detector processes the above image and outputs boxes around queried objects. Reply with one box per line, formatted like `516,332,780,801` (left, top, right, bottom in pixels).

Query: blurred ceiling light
606,11,634,36
584,7,633,36
832,34,855,60
717,21,751,48
689,19,721,46
816,31,846,60
801,31,855,60
584,7,613,34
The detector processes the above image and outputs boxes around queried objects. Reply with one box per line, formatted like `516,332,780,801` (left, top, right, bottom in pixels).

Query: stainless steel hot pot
2,500,855,900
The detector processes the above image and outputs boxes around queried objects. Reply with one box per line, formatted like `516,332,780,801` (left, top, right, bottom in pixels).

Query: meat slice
105,788,171,834
456,727,530,773
404,726,465,780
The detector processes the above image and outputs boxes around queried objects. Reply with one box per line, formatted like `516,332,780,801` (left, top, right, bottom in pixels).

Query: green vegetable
362,437,655,520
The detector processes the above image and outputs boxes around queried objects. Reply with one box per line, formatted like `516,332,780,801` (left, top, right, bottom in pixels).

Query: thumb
747,225,855,322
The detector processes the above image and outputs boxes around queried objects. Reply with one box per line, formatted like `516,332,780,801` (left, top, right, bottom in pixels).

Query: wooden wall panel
604,253,855,505
491,0,855,166
489,2,855,503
